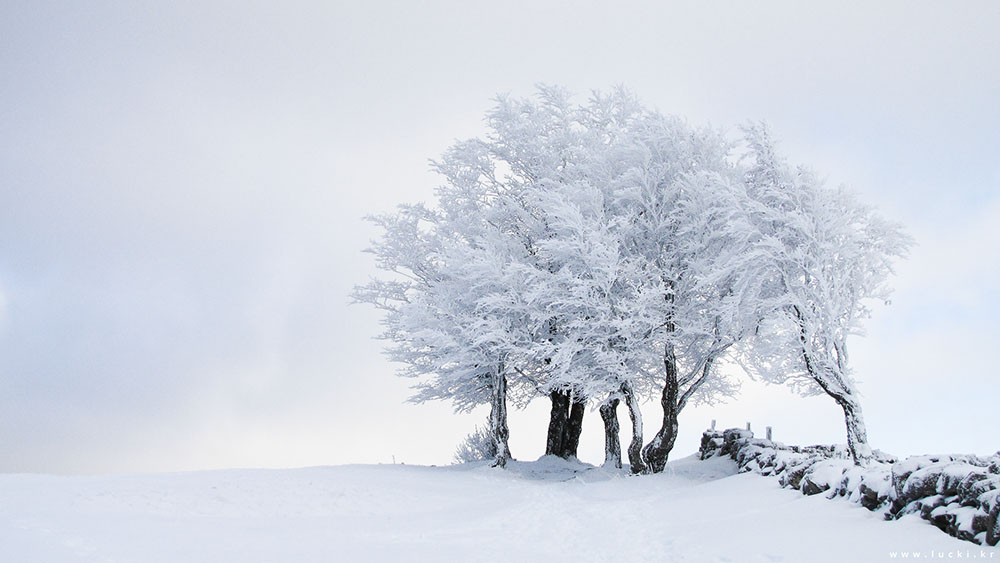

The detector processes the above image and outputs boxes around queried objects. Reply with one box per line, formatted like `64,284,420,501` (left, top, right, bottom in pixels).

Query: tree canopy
354,86,910,469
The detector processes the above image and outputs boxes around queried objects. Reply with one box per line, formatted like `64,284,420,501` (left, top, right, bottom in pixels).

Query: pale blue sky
1,1,997,472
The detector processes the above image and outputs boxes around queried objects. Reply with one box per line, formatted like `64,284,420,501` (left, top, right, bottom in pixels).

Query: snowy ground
1,455,994,562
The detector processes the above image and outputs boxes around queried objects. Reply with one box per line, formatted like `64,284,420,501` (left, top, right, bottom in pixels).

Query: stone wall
699,428,1000,546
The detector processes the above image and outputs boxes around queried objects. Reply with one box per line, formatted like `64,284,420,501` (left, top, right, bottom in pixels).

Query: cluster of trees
354,87,910,471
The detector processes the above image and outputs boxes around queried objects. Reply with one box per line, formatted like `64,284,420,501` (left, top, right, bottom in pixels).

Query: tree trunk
564,396,585,458
622,382,645,474
600,398,622,469
545,390,570,457
794,307,872,466
545,390,586,459
489,365,511,468
642,345,680,473
837,395,872,464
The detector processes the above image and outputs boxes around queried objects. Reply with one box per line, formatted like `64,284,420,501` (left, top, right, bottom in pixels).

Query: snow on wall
699,428,1000,546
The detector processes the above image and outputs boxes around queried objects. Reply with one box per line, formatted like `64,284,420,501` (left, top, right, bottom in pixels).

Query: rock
721,428,753,457
987,500,1000,547
918,495,947,519
900,467,942,505
873,449,899,464
988,457,1000,475
836,465,865,498
972,512,991,535
699,431,725,460
780,459,819,490
859,481,887,510
754,450,778,475
936,462,982,497
956,471,992,504
892,455,943,499
801,476,829,496
931,510,955,534
798,460,852,497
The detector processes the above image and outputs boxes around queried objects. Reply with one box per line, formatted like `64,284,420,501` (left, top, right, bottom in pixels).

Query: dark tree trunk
794,306,872,465
545,390,586,459
600,398,622,469
622,382,646,474
545,390,570,457
564,396,585,459
642,345,680,473
489,364,511,468
837,395,872,465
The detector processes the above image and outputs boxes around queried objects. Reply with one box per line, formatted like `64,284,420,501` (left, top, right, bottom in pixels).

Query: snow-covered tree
634,166,766,473
355,88,909,471
736,125,912,464
354,86,604,467
543,107,760,473
353,201,535,467
522,176,662,468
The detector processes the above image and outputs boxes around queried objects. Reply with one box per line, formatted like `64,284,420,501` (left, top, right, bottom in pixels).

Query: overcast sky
1,1,998,474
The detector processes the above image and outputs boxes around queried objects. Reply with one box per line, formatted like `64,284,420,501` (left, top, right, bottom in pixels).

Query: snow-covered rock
801,459,854,497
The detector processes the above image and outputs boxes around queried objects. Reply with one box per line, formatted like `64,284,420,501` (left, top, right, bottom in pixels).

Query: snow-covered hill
1,455,992,562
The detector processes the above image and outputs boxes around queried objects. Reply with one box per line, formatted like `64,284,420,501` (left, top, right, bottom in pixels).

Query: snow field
1,454,990,562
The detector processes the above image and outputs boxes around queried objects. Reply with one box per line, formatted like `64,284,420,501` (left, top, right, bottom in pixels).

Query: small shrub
453,425,496,464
